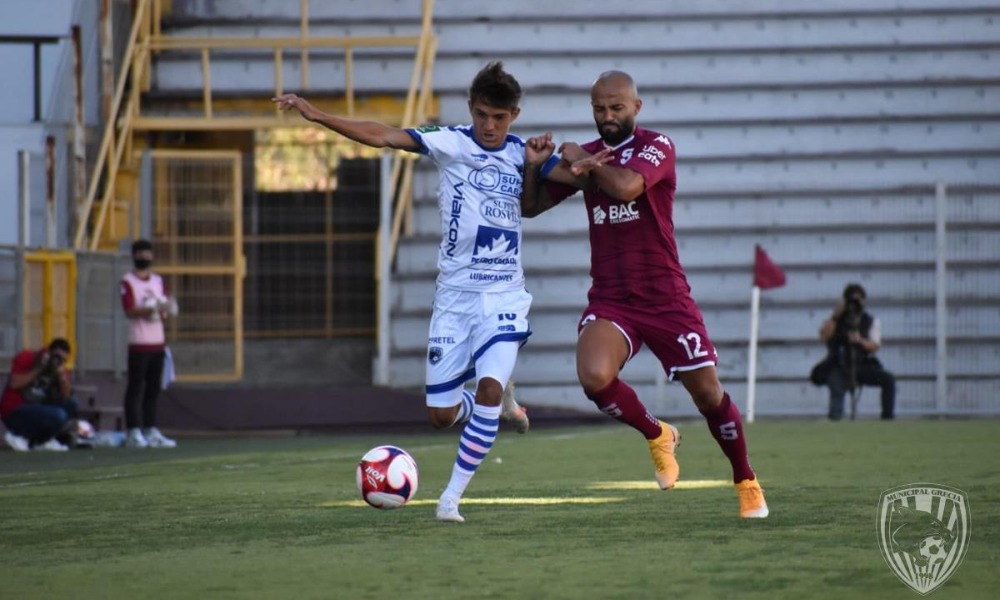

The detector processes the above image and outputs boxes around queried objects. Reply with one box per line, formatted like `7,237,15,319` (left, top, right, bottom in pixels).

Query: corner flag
753,244,786,290
747,244,786,423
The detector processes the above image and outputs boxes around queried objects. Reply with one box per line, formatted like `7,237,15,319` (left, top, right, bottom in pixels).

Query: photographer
813,283,896,420
1,338,78,451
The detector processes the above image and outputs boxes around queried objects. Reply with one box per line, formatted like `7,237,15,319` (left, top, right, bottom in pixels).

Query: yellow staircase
75,0,438,256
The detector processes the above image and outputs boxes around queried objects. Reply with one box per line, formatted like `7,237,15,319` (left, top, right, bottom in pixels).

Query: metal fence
0,244,128,376
721,183,1000,417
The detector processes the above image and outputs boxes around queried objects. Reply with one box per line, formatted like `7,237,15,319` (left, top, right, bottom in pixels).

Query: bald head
592,70,638,99
590,71,642,145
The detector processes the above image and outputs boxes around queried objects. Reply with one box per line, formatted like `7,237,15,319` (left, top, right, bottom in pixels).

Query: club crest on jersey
469,165,521,197
472,226,519,265
428,346,443,365
619,148,633,164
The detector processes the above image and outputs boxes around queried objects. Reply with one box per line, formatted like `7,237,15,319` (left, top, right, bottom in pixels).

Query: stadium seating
34,0,1000,417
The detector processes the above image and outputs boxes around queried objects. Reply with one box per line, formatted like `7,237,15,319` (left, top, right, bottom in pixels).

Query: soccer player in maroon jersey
521,70,768,518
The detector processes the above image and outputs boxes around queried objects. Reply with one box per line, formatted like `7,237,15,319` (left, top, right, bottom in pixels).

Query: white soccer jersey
406,125,526,293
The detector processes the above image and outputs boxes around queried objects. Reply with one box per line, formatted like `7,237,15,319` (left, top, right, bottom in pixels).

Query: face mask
134,258,152,270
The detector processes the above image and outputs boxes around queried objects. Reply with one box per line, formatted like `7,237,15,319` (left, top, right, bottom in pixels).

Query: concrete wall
0,0,103,246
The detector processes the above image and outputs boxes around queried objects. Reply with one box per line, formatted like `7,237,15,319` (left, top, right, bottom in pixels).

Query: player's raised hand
557,142,588,163
272,93,316,119
569,148,613,176
525,132,555,167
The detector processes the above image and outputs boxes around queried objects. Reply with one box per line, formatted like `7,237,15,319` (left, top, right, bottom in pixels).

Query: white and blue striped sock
452,390,476,426
442,403,500,501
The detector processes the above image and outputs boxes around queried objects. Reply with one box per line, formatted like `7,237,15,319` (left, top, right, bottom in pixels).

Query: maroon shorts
577,296,718,380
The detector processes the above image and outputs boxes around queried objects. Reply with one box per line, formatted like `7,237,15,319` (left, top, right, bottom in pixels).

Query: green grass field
1,419,997,599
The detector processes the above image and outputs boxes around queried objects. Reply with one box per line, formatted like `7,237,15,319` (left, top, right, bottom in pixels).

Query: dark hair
132,239,153,255
843,282,866,302
468,61,522,110
49,337,71,354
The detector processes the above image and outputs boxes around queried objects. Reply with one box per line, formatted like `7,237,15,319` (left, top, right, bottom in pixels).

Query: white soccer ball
75,419,95,440
356,445,419,509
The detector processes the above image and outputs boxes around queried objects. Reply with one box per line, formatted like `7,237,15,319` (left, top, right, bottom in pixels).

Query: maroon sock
699,392,755,483
586,377,662,440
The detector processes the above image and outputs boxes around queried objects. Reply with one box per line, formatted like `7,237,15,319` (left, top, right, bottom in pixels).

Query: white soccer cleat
35,438,69,452
144,427,177,448
435,496,465,523
4,430,30,452
500,381,529,434
125,428,149,448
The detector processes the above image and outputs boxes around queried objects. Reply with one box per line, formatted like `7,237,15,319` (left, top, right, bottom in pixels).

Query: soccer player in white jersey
273,62,531,522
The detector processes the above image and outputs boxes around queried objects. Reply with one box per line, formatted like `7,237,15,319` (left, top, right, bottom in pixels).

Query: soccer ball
356,445,419,509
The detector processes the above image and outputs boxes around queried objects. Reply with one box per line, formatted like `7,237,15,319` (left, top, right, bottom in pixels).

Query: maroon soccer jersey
546,126,690,305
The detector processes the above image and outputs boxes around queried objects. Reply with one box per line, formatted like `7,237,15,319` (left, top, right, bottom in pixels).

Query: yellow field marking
320,496,627,508
587,480,731,490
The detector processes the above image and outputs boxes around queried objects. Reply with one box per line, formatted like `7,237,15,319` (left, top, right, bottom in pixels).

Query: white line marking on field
587,480,730,490
321,496,628,508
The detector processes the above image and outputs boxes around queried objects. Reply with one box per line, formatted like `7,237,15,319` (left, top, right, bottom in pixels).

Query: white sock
451,390,476,426
442,403,500,501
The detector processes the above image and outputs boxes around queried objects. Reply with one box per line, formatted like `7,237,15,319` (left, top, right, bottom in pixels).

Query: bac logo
608,201,640,224
591,205,607,225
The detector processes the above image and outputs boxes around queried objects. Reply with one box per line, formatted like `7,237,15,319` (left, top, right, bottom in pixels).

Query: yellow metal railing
73,0,152,251
22,250,77,364
75,0,437,262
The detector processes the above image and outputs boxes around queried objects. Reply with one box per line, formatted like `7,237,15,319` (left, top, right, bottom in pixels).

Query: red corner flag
753,244,786,289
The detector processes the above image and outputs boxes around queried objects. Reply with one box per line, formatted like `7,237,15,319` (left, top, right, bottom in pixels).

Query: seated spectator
812,283,896,420
1,338,79,451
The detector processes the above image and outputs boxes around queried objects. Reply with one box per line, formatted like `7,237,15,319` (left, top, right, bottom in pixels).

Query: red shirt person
1,338,76,450
521,70,768,518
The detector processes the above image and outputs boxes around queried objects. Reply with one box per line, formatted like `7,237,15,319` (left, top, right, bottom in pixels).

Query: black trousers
827,363,896,420
123,350,165,429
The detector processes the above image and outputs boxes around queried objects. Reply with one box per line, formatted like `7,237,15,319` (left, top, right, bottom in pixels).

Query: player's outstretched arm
272,93,420,151
558,142,644,201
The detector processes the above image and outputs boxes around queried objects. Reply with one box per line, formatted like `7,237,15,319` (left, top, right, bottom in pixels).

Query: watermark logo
876,483,970,595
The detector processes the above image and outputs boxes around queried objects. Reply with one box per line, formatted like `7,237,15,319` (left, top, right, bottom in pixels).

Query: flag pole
746,285,761,423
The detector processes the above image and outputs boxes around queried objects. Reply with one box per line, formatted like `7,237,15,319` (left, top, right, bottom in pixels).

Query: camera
46,353,65,372
841,295,864,333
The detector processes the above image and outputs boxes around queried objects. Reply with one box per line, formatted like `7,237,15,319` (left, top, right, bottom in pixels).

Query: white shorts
424,287,532,407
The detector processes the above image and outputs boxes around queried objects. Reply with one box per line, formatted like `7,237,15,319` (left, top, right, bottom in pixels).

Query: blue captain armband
539,154,560,180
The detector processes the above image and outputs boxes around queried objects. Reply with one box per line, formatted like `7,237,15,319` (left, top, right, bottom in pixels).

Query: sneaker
144,427,177,448
4,430,30,452
500,381,529,434
647,420,681,490
435,496,465,523
35,438,70,452
125,428,149,448
736,478,769,518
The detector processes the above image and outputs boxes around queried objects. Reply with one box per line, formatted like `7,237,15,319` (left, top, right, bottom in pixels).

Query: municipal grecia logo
876,483,970,595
